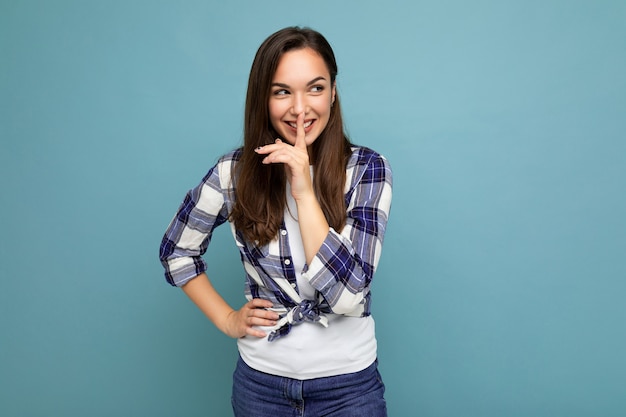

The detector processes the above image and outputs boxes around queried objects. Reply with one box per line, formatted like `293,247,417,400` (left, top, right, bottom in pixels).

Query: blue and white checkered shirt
160,146,392,340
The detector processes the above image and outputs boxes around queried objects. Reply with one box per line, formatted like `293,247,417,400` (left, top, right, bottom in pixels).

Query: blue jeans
231,356,387,417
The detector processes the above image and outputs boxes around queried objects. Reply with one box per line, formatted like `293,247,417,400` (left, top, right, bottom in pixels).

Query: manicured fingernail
275,138,282,143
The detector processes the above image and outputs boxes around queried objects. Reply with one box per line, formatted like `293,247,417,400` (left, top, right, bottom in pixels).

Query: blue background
2,1,625,416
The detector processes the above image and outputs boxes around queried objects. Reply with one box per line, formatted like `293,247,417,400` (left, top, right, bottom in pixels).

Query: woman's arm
160,153,278,338
293,187,329,266
182,273,278,338
255,112,329,264
302,149,392,315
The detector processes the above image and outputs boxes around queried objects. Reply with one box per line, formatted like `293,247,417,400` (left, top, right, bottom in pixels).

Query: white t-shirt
237,176,377,380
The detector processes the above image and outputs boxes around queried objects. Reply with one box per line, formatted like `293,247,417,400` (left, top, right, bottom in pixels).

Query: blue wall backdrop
2,1,625,416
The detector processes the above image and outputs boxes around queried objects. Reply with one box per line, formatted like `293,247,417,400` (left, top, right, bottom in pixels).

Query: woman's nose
290,94,306,115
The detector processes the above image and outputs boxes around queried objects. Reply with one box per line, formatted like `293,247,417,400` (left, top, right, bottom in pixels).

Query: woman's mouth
287,119,314,129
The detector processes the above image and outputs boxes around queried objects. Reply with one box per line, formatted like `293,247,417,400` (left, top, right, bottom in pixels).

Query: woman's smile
286,119,315,131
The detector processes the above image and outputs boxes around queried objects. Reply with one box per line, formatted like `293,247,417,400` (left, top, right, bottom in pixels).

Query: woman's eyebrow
306,76,327,86
271,76,328,89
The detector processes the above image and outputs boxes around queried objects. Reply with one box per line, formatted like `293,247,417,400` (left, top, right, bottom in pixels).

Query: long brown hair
230,27,351,246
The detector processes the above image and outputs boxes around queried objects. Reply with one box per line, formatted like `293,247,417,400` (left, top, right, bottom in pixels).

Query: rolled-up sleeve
159,155,233,287
303,149,393,315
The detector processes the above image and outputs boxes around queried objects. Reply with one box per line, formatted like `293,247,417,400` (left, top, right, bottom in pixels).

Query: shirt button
280,229,287,236
291,283,296,288
284,259,291,265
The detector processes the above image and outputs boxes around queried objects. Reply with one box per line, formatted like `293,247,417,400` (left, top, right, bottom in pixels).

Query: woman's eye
311,85,324,93
273,89,289,96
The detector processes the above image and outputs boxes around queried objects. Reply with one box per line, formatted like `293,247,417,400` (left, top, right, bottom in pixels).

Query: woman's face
268,47,336,147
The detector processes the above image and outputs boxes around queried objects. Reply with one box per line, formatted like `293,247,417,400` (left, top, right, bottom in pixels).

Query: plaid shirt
160,146,392,340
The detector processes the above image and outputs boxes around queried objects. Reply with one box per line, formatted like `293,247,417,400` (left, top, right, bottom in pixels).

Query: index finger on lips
295,112,306,150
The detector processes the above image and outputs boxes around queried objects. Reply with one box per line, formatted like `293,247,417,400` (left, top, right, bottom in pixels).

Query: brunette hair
230,27,351,246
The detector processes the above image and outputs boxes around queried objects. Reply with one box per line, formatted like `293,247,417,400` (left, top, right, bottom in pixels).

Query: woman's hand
223,298,280,338
254,112,329,264
255,112,313,201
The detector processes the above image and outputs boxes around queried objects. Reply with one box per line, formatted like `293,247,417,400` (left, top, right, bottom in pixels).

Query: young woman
160,27,392,416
